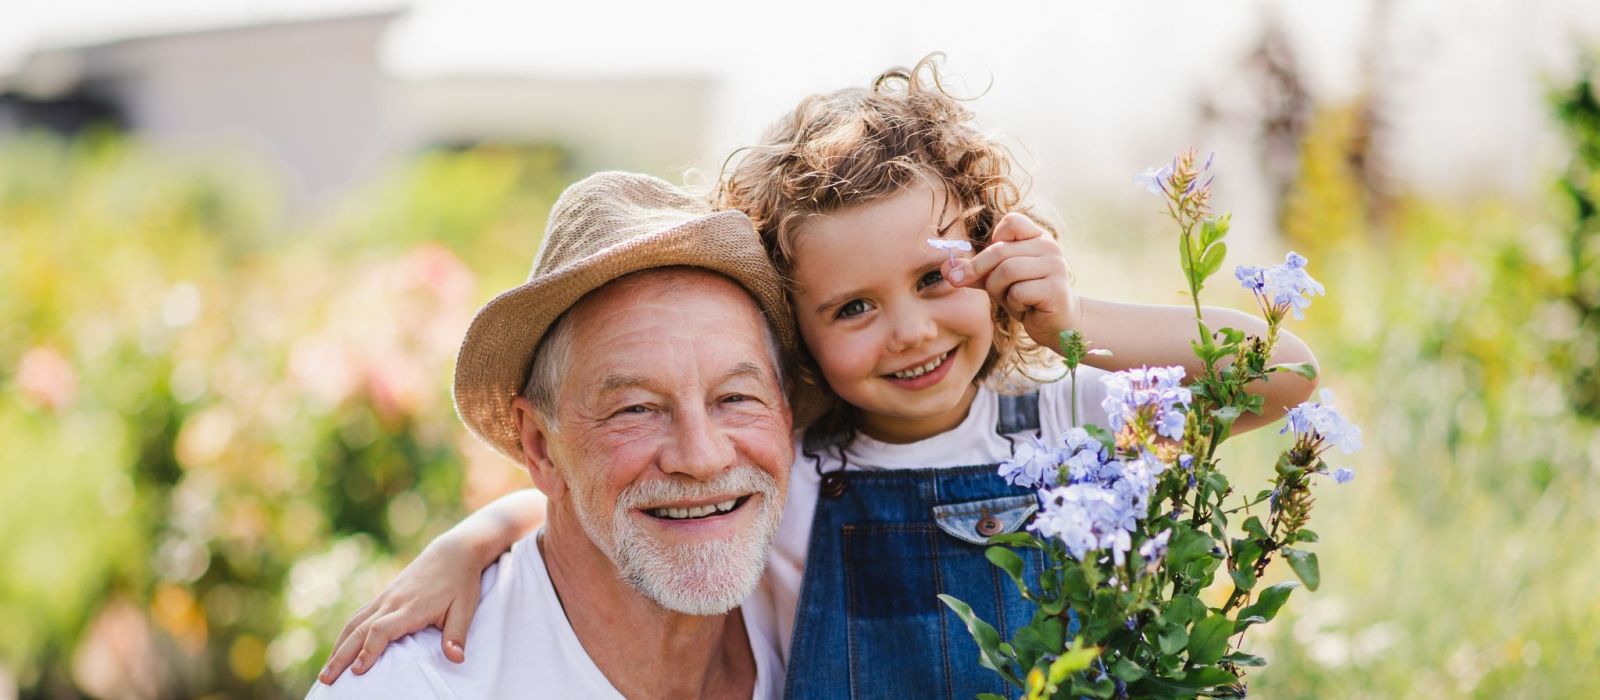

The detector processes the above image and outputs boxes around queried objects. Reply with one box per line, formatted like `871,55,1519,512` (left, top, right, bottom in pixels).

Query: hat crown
530,171,714,281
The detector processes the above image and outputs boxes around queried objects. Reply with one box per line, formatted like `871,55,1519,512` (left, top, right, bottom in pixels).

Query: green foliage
0,133,573,696
1233,66,1600,699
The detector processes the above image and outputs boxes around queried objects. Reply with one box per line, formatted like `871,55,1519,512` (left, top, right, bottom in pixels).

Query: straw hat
453,171,797,464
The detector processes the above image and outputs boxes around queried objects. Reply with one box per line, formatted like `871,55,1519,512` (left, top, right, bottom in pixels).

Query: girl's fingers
321,619,373,683
331,602,376,655
999,278,1062,320
950,236,1060,288
356,608,417,671
983,257,1061,313
991,211,1047,243
440,594,480,664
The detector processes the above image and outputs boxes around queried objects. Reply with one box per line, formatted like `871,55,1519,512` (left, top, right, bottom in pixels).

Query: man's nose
659,404,736,480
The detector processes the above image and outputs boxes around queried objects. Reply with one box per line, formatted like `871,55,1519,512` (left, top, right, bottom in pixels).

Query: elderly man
309,172,795,698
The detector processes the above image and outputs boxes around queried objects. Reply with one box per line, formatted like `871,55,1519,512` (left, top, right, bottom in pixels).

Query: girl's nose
887,307,939,353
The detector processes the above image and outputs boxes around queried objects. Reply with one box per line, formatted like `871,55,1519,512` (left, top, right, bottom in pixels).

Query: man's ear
512,397,568,500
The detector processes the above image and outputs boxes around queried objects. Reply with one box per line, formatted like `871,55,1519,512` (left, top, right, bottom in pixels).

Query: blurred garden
3,57,1600,700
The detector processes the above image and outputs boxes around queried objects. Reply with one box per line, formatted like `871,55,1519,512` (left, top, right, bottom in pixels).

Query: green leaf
1199,216,1228,250
1177,665,1238,688
1196,241,1227,283
1267,361,1319,380
1083,423,1116,452
977,694,1007,700
1186,613,1234,666
1111,656,1147,682
1167,529,1215,571
1237,581,1298,631
1294,529,1319,543
1232,538,1263,569
937,594,1021,687
1221,651,1267,667
1202,471,1229,498
1014,619,1064,657
987,546,1029,595
985,532,1039,548
1212,405,1242,429
1242,516,1268,540
1048,644,1100,684
1283,548,1321,591
1158,624,1188,655
1165,595,1207,627
1229,566,1256,591
1243,393,1266,413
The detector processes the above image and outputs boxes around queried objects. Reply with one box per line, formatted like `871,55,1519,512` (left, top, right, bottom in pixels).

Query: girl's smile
788,183,994,443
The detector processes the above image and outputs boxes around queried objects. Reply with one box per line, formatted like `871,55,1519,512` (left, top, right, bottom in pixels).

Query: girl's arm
1070,297,1318,433
318,488,547,684
945,213,1317,433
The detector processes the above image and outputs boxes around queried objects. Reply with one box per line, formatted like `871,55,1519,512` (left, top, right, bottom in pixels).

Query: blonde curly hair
717,54,1056,432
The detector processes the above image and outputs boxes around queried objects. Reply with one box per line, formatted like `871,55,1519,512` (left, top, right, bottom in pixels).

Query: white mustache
617,466,778,511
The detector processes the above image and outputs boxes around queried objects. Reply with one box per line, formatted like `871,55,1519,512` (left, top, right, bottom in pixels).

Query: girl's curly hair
716,54,1056,431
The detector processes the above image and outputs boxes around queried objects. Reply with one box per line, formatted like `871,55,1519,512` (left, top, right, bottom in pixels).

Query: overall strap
995,390,1043,436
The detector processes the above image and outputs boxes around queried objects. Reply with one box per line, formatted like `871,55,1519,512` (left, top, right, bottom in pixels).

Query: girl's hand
945,212,1081,351
318,532,487,683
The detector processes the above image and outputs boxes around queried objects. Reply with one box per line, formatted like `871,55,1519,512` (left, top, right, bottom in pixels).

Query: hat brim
453,209,797,464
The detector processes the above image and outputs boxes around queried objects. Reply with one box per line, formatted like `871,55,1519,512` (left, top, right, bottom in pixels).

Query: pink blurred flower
16,346,77,411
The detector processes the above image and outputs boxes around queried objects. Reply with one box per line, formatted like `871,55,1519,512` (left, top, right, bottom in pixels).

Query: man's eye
918,269,946,290
618,404,652,415
722,394,752,404
836,299,869,319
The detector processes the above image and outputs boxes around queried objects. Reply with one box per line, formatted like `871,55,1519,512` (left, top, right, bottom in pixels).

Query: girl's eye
918,269,946,290
836,299,869,319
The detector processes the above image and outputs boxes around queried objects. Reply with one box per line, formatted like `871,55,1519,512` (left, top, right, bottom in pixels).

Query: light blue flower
1239,251,1325,320
1101,365,1191,441
1281,389,1363,455
997,436,1059,489
1028,448,1165,566
1134,163,1173,195
1334,468,1356,484
1138,528,1172,562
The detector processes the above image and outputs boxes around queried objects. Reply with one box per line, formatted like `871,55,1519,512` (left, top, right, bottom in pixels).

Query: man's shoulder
305,536,549,700
306,633,448,699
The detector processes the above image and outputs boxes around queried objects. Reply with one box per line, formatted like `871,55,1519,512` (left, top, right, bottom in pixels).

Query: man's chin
611,499,778,616
621,536,772,616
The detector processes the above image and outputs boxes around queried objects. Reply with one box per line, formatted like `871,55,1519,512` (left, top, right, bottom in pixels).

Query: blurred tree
0,134,572,698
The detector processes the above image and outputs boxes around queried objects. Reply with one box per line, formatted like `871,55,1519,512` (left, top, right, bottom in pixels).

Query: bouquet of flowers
940,149,1361,699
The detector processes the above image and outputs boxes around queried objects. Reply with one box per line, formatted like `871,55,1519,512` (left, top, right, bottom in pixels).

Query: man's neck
538,515,756,699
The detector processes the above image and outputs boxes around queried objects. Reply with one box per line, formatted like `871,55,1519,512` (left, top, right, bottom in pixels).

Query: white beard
572,465,781,616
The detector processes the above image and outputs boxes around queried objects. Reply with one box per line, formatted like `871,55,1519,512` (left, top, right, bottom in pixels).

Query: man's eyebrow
598,373,649,394
724,361,772,383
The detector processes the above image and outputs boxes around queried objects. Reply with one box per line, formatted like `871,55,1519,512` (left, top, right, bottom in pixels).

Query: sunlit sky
5,0,1600,223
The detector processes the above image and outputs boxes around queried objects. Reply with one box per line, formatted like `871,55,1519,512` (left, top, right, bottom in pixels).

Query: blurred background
2,0,1599,697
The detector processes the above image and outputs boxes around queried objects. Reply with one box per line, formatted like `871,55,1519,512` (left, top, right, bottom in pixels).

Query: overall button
976,515,1003,537
821,473,847,498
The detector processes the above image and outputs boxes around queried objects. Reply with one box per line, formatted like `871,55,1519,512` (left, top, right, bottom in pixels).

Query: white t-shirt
308,531,784,700
767,369,1113,660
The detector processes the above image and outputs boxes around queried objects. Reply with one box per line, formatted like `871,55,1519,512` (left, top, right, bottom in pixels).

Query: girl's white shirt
765,367,1115,661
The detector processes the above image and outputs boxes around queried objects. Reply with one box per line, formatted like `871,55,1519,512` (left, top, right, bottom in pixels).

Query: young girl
320,56,1319,697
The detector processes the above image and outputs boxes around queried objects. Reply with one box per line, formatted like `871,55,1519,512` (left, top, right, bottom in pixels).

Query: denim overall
785,392,1052,700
